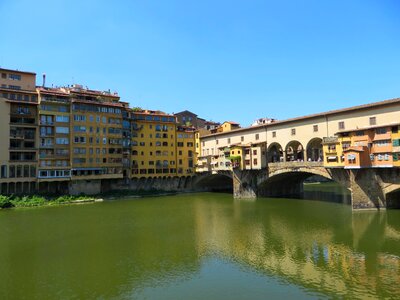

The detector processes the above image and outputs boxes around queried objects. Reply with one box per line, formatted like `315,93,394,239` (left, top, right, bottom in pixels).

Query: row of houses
0,67,197,194
2,66,400,195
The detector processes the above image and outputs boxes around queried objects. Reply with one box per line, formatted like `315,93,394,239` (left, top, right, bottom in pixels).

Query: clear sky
1,0,399,126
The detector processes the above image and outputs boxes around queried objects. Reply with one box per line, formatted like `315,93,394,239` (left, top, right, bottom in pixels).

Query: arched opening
386,188,400,208
195,174,233,193
306,138,323,162
267,142,284,163
258,171,350,204
285,141,304,162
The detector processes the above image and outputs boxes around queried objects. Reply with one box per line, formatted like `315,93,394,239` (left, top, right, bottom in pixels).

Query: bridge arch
306,138,323,162
267,142,284,162
285,140,304,162
257,165,351,199
384,185,400,208
194,172,233,192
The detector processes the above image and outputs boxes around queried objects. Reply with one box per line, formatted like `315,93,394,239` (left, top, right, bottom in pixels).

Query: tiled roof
0,67,36,75
202,97,400,138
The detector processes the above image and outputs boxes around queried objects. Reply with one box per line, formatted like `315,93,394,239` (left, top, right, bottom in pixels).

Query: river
1,184,400,299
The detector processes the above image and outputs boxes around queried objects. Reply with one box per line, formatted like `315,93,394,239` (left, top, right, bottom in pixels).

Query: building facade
0,68,38,194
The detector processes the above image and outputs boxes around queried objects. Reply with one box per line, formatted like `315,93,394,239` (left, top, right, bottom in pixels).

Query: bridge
194,161,400,210
196,98,400,209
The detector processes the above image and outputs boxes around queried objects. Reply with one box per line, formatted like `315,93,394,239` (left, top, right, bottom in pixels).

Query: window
253,158,258,165
355,131,364,136
9,74,21,80
73,115,86,121
1,165,7,178
369,117,376,126
56,127,69,134
376,127,387,135
291,129,296,136
241,136,244,142
255,134,259,140
227,138,231,144
338,121,345,130
55,115,69,122
216,139,219,145
253,149,257,155
313,125,318,132
56,138,69,144
272,131,276,138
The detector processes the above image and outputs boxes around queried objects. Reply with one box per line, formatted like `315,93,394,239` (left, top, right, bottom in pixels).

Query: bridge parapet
268,162,323,168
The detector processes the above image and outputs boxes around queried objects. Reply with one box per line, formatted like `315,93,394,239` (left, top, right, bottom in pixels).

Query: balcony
40,121,54,126
10,117,37,125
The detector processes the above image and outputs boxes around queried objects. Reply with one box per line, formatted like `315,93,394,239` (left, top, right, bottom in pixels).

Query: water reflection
0,193,399,299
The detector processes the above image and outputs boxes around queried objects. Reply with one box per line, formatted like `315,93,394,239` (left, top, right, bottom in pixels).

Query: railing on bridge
268,161,324,168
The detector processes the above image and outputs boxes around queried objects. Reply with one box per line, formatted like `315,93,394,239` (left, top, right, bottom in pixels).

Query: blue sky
1,0,399,126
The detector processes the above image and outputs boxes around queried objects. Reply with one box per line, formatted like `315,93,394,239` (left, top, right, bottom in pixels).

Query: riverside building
129,109,195,177
0,68,38,194
0,67,197,195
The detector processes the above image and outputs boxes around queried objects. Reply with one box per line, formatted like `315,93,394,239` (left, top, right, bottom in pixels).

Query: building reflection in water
193,196,400,298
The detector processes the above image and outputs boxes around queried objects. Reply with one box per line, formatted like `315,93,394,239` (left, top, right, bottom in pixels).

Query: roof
0,67,36,75
174,110,198,116
223,121,240,125
37,87,69,96
65,87,120,99
202,97,400,139
132,110,175,117
71,98,124,108
343,146,366,152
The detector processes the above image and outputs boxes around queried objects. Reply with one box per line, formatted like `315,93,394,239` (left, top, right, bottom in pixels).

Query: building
174,110,202,127
121,102,132,178
323,123,400,169
198,97,400,173
176,126,196,175
130,110,178,177
251,118,276,126
66,84,124,180
0,68,38,194
211,121,241,134
37,87,71,191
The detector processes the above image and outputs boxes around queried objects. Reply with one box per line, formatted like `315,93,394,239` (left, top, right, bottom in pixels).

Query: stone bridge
195,162,400,210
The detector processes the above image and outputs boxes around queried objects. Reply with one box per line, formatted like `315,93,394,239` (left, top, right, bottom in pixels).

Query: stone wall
69,180,102,195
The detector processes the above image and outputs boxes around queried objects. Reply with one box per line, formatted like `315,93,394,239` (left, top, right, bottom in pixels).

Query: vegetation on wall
0,194,98,209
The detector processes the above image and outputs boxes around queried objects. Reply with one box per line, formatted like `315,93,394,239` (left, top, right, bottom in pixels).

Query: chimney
42,73,46,87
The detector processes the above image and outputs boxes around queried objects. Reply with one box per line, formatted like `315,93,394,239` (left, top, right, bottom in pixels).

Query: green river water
1,184,400,299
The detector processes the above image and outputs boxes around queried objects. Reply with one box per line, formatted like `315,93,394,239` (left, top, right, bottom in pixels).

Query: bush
0,195,14,209
11,195,46,207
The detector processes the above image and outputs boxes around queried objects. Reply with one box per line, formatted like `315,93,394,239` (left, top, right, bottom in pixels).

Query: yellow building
213,121,240,133
322,136,345,167
130,110,178,177
66,85,124,180
0,68,38,194
176,126,196,175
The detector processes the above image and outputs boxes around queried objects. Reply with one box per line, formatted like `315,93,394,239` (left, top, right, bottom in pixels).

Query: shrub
0,195,14,209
